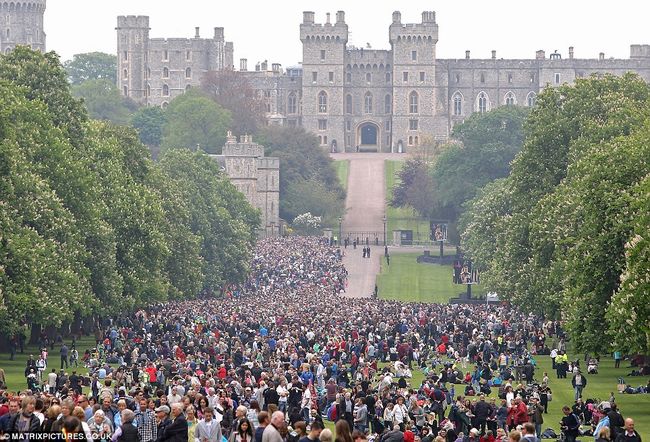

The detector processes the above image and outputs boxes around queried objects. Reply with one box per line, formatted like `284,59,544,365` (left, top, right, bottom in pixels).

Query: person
571,370,587,401
72,405,93,441
60,343,69,369
320,429,333,442
607,404,625,440
255,412,269,442
615,419,641,442
88,409,114,439
508,431,521,442
135,398,158,442
560,406,581,442
196,407,223,442
262,411,284,442
155,405,172,442
520,423,538,442
527,398,543,438
353,398,368,434
473,395,491,435
114,409,139,442
161,403,188,442
335,420,353,442
383,424,405,442
299,420,323,442
230,418,254,442
613,351,622,369
7,396,41,435
596,427,612,442
187,406,199,442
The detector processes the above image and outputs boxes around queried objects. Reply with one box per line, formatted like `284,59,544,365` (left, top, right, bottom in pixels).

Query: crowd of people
0,237,644,442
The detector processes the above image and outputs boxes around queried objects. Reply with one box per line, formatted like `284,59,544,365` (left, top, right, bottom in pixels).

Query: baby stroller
587,358,599,374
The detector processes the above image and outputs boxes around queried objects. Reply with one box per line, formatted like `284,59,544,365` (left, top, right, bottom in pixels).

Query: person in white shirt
167,386,182,405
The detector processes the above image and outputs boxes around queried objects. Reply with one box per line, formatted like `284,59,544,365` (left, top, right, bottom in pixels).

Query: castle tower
301,11,348,152
116,16,150,104
389,11,438,151
0,0,47,54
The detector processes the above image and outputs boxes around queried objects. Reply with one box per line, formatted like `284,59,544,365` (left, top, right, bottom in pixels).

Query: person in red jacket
507,397,528,429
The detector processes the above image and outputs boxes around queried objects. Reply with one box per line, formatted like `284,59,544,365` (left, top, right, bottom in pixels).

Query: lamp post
338,216,342,247
382,215,387,246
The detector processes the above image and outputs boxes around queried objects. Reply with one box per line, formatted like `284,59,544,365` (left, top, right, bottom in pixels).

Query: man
473,394,491,435
571,370,587,401
615,419,641,442
262,411,285,442
607,403,625,440
196,407,223,442
383,424,405,442
167,386,182,405
527,397,544,438
161,403,187,442
135,398,158,442
0,400,20,434
0,367,5,388
60,343,69,369
78,395,93,422
155,405,172,442
255,412,269,442
521,422,539,442
299,420,323,442
354,397,368,433
47,369,57,394
560,406,580,442
69,370,81,395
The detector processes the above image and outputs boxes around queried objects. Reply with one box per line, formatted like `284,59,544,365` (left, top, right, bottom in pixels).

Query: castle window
329,71,334,82
163,84,170,96
386,72,391,83
366,72,371,83
185,84,191,91
419,72,425,82
146,67,151,79
322,135,328,146
346,72,352,83
403,72,408,82
455,73,460,83
408,136,413,146
411,50,417,61
185,67,192,79
364,92,373,114
385,94,391,114
163,50,169,61
318,91,328,113
186,50,191,61
480,73,485,83
287,93,297,114
312,71,317,83
163,67,169,78
477,92,489,113
318,119,327,130
346,120,351,131
123,50,128,61
386,120,391,132
526,91,537,107
508,73,513,83
409,119,419,131
505,91,516,106
452,92,462,116
146,84,151,97
123,86,128,96
409,91,419,114
345,94,352,114
554,73,561,84
123,69,128,79
530,72,536,83
320,50,326,61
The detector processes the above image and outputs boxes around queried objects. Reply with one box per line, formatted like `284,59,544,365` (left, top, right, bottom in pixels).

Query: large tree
64,52,117,85
72,79,138,125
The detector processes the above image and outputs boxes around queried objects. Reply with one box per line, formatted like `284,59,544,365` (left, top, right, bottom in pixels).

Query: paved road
331,153,407,298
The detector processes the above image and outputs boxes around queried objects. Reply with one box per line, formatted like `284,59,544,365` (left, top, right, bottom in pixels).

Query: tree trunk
29,323,42,345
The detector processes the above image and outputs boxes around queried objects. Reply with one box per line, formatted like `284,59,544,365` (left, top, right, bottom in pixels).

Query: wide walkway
331,152,406,298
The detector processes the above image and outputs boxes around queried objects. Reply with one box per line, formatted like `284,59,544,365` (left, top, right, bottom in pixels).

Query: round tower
0,0,46,54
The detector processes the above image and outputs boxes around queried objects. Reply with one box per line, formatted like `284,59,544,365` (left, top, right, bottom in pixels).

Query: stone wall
0,0,46,54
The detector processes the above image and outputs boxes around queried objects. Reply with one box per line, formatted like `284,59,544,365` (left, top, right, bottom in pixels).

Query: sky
47,1,650,65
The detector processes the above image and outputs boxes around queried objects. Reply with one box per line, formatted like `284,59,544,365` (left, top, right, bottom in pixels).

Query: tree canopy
64,52,117,85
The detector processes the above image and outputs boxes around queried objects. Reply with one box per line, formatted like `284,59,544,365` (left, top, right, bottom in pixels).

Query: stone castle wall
0,0,46,54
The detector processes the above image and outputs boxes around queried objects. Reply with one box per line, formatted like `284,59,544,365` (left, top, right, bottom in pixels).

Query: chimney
536,50,546,60
272,63,281,73
326,12,331,24
195,27,200,38
261,60,268,71
491,50,496,59
240,58,248,71
392,11,401,24
569,46,574,59
421,11,435,24
255,62,260,71
599,52,605,61
214,27,224,41
465,50,470,59
336,11,345,24
303,11,315,24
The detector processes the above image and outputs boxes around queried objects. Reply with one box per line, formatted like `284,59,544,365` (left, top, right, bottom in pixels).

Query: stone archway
356,121,380,152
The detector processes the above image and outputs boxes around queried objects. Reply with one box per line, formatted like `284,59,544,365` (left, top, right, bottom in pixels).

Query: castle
209,133,280,237
115,10,650,152
0,0,46,54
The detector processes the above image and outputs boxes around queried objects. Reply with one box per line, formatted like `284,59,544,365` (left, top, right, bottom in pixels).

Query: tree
201,69,266,135
256,126,345,223
132,107,166,147
390,158,434,219
161,89,232,154
72,79,137,125
64,52,117,85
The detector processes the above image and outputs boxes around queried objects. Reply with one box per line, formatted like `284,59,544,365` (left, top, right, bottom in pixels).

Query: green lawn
334,160,350,191
0,336,97,392
376,253,486,302
385,160,430,238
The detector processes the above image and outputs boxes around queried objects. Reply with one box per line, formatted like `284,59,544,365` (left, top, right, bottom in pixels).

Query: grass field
334,160,350,191
376,253,486,302
385,160,430,237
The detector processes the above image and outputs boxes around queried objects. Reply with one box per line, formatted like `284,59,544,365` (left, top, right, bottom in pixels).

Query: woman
595,427,611,442
51,400,74,433
88,410,113,439
114,409,139,442
320,429,334,442
62,416,86,441
72,406,93,441
186,406,199,442
197,397,210,419
229,418,254,442
383,402,395,430
247,400,261,429
335,420,353,442
42,404,61,433
494,428,507,442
